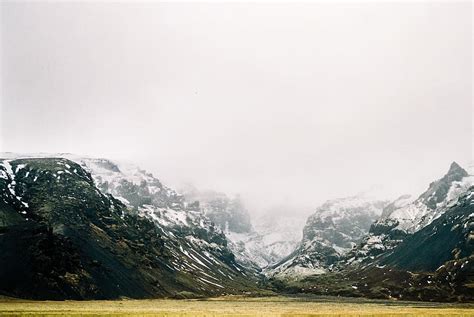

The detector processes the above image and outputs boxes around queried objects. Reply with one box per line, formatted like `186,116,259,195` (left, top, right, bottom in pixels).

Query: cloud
1,2,472,213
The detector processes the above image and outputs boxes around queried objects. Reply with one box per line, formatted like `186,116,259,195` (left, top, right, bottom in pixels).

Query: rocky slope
267,186,474,301
267,196,388,278
181,187,303,268
223,212,307,269
1,153,472,302
345,162,473,266
253,211,307,266
181,186,252,234
0,154,260,299
179,187,263,267
381,186,474,272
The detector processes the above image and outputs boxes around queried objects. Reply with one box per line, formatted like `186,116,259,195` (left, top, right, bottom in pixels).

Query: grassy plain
0,295,473,317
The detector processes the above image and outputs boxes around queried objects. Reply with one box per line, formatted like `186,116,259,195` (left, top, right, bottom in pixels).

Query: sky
1,1,472,215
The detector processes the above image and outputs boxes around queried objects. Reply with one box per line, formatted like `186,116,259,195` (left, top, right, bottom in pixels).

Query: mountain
267,196,388,278
224,211,307,269
381,186,474,272
1,153,472,302
346,162,473,265
0,154,260,299
180,186,252,234
181,187,303,268
268,186,474,301
269,162,472,278
253,210,307,266
179,186,262,267
265,162,474,301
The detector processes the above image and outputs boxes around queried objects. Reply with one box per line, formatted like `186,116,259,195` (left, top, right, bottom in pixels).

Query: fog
1,2,472,214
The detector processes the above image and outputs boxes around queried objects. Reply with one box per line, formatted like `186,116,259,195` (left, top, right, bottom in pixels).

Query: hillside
345,162,473,266
266,163,474,301
1,153,472,302
0,155,260,299
267,196,387,278
267,187,474,301
181,187,305,268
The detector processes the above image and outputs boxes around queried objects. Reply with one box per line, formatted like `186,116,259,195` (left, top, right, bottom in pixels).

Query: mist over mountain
0,154,261,299
179,185,252,234
179,185,308,268
0,0,472,305
2,2,471,217
266,161,474,301
344,162,473,266
1,153,472,302
267,196,388,278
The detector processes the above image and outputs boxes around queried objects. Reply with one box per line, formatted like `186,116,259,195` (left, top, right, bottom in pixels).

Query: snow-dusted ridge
268,162,474,279
180,185,307,269
267,195,388,278
0,152,263,294
223,213,305,269
345,161,474,266
0,152,306,271
3,153,471,284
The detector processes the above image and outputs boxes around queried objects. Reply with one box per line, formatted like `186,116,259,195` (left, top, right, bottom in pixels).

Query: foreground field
0,295,473,317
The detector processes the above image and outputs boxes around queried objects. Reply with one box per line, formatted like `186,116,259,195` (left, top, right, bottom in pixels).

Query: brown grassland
0,295,473,317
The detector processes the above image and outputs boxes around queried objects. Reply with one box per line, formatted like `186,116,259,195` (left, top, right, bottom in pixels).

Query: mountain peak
444,161,468,183
447,161,467,176
414,161,469,210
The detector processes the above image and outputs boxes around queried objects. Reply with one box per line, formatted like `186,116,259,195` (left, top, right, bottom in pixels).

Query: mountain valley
0,153,473,302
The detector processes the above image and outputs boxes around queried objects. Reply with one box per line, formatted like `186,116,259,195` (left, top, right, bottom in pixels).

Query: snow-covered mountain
254,211,307,264
180,185,252,234
179,186,264,267
2,152,472,301
381,186,474,271
224,211,307,268
265,164,474,300
268,186,474,302
0,153,260,299
346,162,474,265
180,186,305,268
267,195,388,278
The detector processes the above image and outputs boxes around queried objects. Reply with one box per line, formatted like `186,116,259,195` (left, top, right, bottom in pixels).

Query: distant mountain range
180,185,305,268
0,153,472,302
344,162,472,266
266,196,388,278
267,161,474,301
178,186,264,267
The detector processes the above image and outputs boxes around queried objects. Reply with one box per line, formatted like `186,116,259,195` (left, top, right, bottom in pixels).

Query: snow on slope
0,153,259,288
181,185,307,268
0,153,197,229
267,195,387,278
224,213,307,268
346,162,474,265
380,162,471,233
254,213,307,263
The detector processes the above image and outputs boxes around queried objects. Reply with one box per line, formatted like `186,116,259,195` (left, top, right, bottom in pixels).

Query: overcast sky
1,2,472,214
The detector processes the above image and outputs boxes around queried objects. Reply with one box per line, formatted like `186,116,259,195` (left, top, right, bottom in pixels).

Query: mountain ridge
1,153,473,302
343,162,473,267
0,155,261,299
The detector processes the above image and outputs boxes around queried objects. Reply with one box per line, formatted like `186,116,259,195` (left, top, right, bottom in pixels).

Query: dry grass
0,296,473,317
